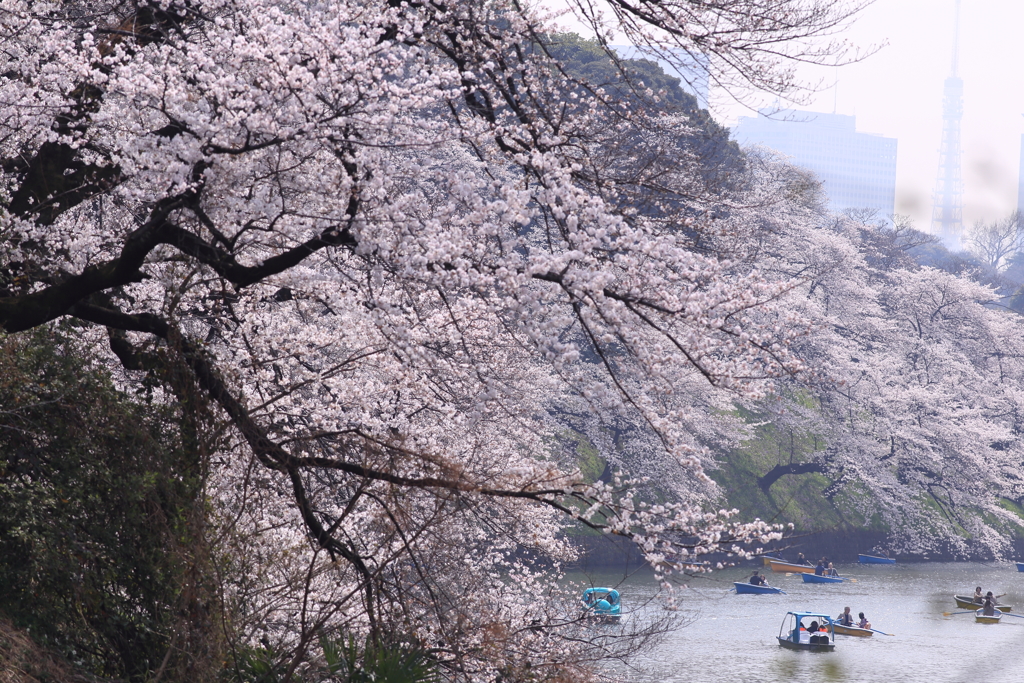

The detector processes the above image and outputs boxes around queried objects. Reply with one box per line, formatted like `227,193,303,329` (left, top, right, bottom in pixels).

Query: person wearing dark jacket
982,592,1001,617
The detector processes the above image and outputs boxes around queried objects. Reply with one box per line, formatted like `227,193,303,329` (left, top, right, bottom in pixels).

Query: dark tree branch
757,461,826,493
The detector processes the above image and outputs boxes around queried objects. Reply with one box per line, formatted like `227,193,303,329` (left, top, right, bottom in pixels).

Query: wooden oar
998,612,1024,619
869,628,894,636
943,610,979,616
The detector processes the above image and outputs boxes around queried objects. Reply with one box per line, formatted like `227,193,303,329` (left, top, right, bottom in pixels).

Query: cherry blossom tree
731,153,1024,557
0,0,872,678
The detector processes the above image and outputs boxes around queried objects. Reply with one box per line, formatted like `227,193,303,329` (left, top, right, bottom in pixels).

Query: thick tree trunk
757,462,826,493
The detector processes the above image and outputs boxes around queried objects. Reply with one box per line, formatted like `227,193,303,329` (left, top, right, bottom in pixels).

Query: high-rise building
731,109,898,217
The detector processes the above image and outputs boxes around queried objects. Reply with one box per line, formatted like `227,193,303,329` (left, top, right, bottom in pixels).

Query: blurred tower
931,0,964,249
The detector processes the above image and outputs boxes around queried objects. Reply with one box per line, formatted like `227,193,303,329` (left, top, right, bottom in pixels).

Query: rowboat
975,609,1002,624
769,560,815,574
828,621,873,637
734,581,784,595
581,587,621,622
802,573,843,584
1016,562,1024,572
777,611,836,651
953,595,1011,612
858,554,895,564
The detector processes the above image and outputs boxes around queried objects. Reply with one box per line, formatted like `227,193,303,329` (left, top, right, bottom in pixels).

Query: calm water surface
575,562,1024,683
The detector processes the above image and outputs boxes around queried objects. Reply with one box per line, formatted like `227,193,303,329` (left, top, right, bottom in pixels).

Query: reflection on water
571,562,1024,683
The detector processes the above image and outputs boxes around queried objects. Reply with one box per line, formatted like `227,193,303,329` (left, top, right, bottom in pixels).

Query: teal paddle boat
581,587,621,622
858,554,895,564
777,611,836,651
802,573,843,584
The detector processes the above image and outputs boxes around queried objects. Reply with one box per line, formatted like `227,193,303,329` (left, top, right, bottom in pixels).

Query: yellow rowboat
954,596,1011,612
769,560,815,574
831,624,873,637
975,609,1002,624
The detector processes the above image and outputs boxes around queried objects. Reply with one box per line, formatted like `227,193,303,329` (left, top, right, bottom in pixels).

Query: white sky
550,0,1024,232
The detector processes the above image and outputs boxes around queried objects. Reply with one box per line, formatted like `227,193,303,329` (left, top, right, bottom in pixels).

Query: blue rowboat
802,573,843,584
1016,562,1024,572
858,554,895,565
734,581,785,595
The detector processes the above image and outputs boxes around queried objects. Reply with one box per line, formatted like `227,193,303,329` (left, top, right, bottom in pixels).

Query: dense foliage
0,328,217,681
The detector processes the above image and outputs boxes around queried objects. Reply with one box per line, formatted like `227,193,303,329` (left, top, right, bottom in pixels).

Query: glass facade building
732,109,898,218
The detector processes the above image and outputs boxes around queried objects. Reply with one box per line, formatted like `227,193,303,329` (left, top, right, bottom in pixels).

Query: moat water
575,561,1024,683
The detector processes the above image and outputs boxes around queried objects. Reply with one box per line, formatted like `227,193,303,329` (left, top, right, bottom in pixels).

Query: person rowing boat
982,592,1002,617
973,587,1005,605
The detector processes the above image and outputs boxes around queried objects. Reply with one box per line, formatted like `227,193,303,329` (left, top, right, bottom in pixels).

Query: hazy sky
740,0,1024,231
555,0,1024,232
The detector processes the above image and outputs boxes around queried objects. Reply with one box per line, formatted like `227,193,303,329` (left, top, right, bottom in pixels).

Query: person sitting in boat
857,612,871,629
837,606,854,626
973,586,984,604
807,621,827,644
796,552,810,566
749,570,767,586
814,559,826,576
826,562,839,577
982,592,1002,617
